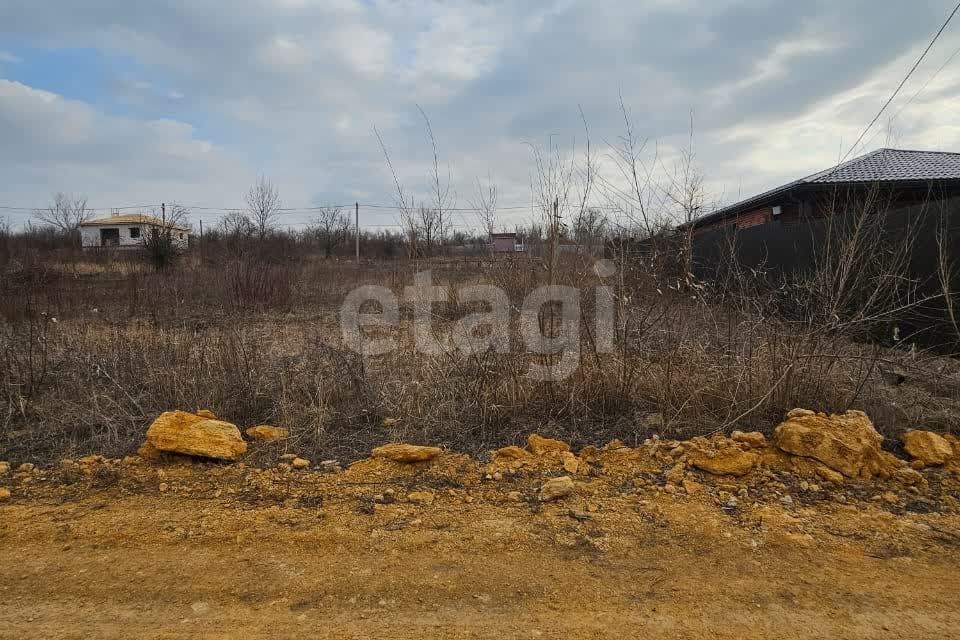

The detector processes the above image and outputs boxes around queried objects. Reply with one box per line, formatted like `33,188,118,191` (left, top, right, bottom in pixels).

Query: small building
80,213,190,249
490,232,524,253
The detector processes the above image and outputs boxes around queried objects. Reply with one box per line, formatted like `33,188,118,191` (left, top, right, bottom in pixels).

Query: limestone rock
407,490,435,506
539,476,575,501
894,467,925,486
0,487,10,502
372,443,442,463
731,431,767,447
814,464,844,484
146,411,247,462
291,457,311,470
527,434,570,455
0,461,9,476
137,442,163,461
245,425,289,442
560,451,580,474
688,448,758,476
902,430,953,466
16,463,35,474
773,410,891,479
492,446,532,460
665,463,686,485
195,409,218,420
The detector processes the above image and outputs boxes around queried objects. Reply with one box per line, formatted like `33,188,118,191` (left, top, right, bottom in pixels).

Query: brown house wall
694,206,772,235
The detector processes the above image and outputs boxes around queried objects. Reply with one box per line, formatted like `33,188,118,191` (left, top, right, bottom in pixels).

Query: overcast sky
3,0,960,232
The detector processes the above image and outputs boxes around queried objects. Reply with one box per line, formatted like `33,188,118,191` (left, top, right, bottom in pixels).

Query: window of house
179,233,184,239
130,227,141,239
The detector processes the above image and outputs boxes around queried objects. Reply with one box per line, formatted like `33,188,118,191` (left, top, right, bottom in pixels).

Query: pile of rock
137,410,289,463
773,409,957,480
488,434,584,476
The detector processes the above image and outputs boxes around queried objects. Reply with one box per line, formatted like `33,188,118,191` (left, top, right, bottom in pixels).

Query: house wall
81,224,189,249
491,236,516,253
81,225,144,248
694,206,773,235
689,195,960,346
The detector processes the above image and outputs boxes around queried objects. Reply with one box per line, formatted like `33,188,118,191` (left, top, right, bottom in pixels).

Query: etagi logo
340,261,618,381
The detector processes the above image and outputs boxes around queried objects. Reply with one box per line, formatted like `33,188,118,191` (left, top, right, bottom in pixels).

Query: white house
80,213,190,249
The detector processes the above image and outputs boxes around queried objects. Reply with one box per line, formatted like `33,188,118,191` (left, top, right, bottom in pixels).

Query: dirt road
2,449,959,640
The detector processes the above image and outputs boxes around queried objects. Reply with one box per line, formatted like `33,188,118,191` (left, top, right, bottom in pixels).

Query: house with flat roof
80,213,190,249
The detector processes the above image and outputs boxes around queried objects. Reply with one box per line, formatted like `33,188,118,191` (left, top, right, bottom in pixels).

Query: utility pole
161,202,166,226
355,202,360,265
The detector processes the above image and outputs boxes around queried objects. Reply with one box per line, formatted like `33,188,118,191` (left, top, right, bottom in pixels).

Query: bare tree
218,211,255,238
573,207,608,247
375,125,420,259
662,111,706,226
608,93,663,237
417,106,454,251
311,207,350,258
245,175,281,240
418,206,440,257
32,192,90,240
471,175,498,248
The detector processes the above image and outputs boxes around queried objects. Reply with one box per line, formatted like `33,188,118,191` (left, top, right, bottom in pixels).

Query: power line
0,203,161,212
1,201,633,216
862,38,960,150
842,0,960,162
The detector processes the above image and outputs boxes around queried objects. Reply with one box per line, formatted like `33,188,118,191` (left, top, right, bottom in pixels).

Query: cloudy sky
3,0,960,231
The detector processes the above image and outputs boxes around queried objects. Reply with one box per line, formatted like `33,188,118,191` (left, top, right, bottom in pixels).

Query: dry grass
2,243,960,466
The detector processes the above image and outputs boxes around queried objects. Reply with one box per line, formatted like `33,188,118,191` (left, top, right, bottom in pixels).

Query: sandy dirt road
1,454,959,640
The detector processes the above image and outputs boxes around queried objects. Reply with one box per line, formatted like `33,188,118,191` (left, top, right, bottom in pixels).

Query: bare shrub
220,259,297,311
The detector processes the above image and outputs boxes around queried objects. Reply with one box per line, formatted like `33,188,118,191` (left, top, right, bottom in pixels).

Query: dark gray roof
692,148,960,228
804,148,960,183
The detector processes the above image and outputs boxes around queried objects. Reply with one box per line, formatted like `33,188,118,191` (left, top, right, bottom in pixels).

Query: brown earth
1,441,960,640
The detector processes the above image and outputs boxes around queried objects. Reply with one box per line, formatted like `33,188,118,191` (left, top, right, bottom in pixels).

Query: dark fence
690,197,960,348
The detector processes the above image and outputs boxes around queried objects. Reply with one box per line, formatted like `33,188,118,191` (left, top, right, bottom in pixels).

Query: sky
3,0,960,233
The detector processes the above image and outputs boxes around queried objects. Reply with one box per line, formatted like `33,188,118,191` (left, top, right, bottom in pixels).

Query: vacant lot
3,251,960,468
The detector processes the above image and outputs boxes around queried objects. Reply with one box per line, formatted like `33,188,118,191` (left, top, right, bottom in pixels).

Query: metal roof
804,148,960,183
81,214,190,231
692,148,960,228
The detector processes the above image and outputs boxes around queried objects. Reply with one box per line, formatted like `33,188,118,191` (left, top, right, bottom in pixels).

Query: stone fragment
407,490,435,506
245,425,290,442
527,434,570,455
688,449,758,476
539,476,575,501
731,431,767,447
902,431,954,466
372,444,443,463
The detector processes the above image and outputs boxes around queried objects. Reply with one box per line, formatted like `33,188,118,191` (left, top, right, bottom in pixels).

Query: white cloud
0,0,958,229
260,36,310,69
0,79,249,214
0,51,20,63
